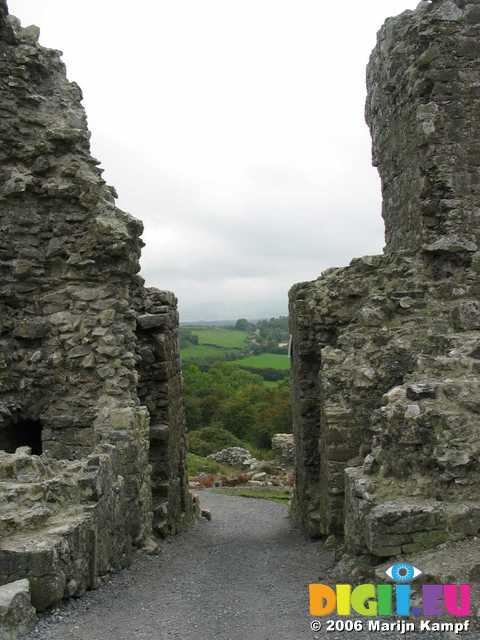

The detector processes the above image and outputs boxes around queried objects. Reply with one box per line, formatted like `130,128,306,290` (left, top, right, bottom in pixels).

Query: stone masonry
290,0,480,561
0,0,195,622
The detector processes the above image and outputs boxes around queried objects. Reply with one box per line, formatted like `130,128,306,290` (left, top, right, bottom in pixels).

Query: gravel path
26,492,452,640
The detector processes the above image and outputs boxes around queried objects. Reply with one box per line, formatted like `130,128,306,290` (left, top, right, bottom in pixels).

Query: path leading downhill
26,492,450,640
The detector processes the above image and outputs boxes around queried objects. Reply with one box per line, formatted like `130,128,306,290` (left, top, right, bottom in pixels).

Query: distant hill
180,316,287,328
181,320,236,327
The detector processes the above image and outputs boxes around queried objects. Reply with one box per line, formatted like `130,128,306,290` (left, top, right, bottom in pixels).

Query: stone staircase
0,447,128,611
345,325,480,559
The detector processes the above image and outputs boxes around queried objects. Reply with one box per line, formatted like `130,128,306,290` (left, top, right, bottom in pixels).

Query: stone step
0,477,82,509
0,481,47,507
0,508,95,612
0,579,36,639
375,537,480,585
0,504,53,537
346,469,480,558
0,451,56,483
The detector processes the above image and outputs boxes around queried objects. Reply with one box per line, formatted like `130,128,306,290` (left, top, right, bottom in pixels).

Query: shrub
188,425,246,457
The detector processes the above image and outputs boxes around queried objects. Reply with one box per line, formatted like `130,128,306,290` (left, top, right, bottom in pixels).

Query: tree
235,318,250,331
182,362,292,453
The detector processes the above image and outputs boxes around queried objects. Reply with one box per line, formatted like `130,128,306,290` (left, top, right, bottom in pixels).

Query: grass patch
227,353,290,370
181,344,242,362
191,328,248,349
263,379,283,388
211,487,291,504
247,447,276,461
187,453,237,476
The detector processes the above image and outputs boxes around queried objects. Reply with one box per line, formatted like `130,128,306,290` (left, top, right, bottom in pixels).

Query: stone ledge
0,579,36,640
137,314,170,331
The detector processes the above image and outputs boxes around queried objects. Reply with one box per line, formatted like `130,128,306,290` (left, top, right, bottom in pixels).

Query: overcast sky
9,0,419,322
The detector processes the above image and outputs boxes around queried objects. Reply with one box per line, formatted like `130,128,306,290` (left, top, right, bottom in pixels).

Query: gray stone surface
0,580,36,640
207,447,257,468
0,0,196,629
271,433,295,465
290,0,480,572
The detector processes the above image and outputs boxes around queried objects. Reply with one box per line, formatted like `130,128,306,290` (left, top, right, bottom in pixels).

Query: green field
181,327,248,364
180,327,289,373
190,327,248,349
227,353,290,370
181,343,241,362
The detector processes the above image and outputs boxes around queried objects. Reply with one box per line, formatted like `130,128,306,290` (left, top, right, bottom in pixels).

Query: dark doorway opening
0,418,43,455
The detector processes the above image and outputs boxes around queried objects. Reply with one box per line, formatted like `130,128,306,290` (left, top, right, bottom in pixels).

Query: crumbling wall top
0,0,15,43
367,0,480,257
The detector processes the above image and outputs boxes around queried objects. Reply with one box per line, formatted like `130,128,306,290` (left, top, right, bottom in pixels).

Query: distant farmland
227,353,290,370
180,344,240,362
180,326,289,377
180,327,246,364
191,328,248,349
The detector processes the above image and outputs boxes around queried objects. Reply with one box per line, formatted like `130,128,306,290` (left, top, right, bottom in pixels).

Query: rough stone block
13,319,48,340
452,301,480,330
0,580,36,640
137,314,168,331
271,433,295,465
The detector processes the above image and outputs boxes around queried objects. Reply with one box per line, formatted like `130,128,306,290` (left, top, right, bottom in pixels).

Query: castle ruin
290,0,480,560
2,0,480,635
0,0,195,625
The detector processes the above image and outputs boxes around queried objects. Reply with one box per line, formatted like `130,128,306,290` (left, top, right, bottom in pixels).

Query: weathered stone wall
0,1,195,618
135,289,194,537
290,0,480,563
368,0,480,257
288,285,323,537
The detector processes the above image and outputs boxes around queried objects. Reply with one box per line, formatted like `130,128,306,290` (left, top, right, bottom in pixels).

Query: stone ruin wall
0,0,195,617
290,0,480,562
3,0,480,629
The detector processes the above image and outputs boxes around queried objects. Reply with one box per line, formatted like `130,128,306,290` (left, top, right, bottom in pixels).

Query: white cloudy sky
9,0,418,321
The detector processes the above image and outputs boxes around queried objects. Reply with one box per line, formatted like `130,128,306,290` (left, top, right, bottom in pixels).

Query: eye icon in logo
386,562,422,583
